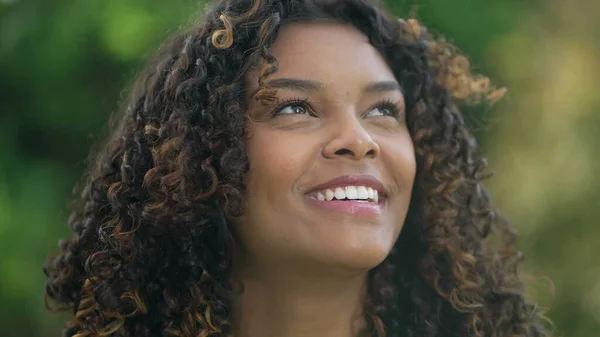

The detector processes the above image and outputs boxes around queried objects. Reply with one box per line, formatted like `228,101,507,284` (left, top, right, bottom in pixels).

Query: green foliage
1,0,597,336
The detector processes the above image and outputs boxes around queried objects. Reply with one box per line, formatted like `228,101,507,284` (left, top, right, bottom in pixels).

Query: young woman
44,0,549,336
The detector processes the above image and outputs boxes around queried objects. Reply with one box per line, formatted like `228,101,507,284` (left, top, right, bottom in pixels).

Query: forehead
246,22,396,91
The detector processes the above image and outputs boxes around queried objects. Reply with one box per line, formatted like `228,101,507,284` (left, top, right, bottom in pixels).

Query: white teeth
325,189,335,201
334,187,345,200
314,185,380,202
345,186,358,199
357,186,369,199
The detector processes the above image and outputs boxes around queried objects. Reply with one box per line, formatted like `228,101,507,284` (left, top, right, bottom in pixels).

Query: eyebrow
363,81,402,94
265,77,402,94
267,78,324,92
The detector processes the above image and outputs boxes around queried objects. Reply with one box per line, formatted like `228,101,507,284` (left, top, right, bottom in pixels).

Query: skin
232,22,417,337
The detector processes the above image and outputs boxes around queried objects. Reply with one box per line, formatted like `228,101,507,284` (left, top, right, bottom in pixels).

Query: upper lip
305,174,387,197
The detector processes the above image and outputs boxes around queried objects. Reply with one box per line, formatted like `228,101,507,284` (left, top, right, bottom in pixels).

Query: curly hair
43,0,549,336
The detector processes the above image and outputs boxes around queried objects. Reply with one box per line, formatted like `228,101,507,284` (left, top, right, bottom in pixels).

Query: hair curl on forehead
43,1,549,337
214,4,507,108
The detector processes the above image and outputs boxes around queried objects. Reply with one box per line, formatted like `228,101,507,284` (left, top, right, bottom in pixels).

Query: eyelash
272,97,403,118
367,98,402,118
272,96,314,116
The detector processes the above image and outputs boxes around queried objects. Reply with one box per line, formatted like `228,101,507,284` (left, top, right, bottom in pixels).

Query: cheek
381,134,417,184
246,130,303,187
244,126,318,210
238,127,317,255
398,145,417,182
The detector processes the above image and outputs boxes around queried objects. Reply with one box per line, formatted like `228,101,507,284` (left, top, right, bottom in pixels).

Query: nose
322,116,380,161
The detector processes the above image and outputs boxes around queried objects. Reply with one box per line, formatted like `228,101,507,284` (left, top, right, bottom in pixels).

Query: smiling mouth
304,196,385,216
303,174,387,215
307,185,381,203
304,186,385,216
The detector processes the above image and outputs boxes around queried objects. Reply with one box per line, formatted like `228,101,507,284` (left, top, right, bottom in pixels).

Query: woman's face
237,22,416,273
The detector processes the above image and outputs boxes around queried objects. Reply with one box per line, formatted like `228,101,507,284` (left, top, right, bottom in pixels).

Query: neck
231,261,368,337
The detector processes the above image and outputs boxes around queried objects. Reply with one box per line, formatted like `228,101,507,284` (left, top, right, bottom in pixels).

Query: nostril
334,148,353,156
333,148,376,159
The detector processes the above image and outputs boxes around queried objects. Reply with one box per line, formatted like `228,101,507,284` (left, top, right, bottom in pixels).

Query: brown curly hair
43,0,549,336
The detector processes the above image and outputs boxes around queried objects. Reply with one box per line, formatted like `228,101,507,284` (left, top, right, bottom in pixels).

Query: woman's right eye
274,102,311,116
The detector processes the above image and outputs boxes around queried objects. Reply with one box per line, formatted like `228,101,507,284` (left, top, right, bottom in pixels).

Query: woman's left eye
273,100,314,116
367,104,398,117
276,104,309,115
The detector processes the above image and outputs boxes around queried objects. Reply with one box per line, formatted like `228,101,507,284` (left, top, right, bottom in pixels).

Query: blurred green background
1,0,598,336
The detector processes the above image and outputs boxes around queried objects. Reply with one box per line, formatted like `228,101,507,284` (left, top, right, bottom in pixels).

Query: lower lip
304,197,385,216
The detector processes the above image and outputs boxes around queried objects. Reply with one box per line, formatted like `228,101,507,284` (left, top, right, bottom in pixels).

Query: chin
310,243,394,273
319,224,399,269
